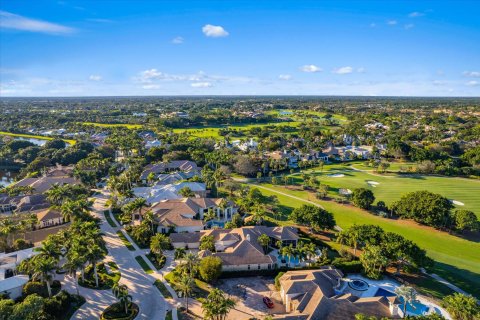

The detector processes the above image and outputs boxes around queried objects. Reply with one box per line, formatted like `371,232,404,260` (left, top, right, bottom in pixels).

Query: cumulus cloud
278,74,292,80
0,10,76,34
463,71,480,77
466,80,479,86
387,20,398,25
409,12,425,18
332,66,353,74
202,24,229,37
404,24,415,30
300,65,322,73
172,36,184,44
191,82,213,88
89,75,102,81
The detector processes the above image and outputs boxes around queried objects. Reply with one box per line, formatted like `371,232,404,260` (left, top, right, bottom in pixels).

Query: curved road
64,192,167,320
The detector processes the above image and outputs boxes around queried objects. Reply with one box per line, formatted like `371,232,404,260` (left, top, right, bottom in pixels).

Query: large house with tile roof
133,197,237,233
276,269,401,320
170,226,299,271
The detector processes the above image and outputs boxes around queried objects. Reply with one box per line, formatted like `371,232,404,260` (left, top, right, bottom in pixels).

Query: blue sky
1,0,479,97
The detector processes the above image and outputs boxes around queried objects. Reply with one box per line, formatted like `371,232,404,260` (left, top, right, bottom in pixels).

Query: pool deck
341,274,452,320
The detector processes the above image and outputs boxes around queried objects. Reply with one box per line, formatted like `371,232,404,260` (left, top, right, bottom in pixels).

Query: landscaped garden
78,261,121,290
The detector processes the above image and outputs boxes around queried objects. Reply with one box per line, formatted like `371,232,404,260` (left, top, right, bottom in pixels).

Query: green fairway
252,182,480,298
290,162,480,217
81,122,143,129
0,131,77,145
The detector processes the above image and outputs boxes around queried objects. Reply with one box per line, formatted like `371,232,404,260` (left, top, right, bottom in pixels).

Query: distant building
133,181,207,204
140,160,200,183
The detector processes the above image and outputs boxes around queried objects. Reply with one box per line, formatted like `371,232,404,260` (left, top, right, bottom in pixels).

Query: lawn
252,182,480,298
0,131,77,145
116,231,135,251
153,279,173,299
103,210,117,227
81,122,143,129
135,255,153,274
289,162,480,217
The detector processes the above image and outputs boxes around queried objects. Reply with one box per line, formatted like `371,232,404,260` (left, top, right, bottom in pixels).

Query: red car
263,296,274,309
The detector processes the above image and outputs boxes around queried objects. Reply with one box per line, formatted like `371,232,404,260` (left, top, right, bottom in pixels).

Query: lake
0,170,17,187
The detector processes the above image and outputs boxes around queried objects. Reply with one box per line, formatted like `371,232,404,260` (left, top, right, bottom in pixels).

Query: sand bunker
328,174,345,178
451,200,465,206
339,188,352,195
367,180,380,188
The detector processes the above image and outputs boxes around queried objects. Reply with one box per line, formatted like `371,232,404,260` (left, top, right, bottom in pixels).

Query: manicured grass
116,231,135,251
290,162,480,217
153,279,173,299
252,183,480,298
103,210,117,227
165,310,173,320
0,131,77,145
135,255,153,274
81,122,142,129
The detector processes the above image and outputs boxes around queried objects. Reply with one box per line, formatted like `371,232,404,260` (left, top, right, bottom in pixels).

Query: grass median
135,255,153,274
116,231,135,251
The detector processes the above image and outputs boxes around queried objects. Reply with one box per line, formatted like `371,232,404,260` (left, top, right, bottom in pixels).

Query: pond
13,137,48,146
0,170,17,187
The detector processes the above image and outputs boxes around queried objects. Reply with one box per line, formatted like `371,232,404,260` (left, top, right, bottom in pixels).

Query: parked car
263,296,274,309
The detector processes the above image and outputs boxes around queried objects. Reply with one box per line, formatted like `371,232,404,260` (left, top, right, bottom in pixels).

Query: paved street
62,191,168,320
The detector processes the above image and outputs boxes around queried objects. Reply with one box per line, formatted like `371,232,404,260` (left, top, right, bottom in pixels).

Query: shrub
23,281,48,298
332,258,363,273
199,256,222,283
274,272,285,290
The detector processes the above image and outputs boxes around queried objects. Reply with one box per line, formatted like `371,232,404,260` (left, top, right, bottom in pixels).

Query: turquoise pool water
375,288,436,316
278,255,300,264
207,221,225,228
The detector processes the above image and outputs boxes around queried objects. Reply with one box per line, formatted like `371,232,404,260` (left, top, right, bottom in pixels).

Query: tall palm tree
280,245,294,268
174,247,186,260
85,243,106,288
63,252,85,296
183,252,200,276
178,274,195,313
112,283,133,314
31,256,57,297
35,239,61,262
395,285,417,316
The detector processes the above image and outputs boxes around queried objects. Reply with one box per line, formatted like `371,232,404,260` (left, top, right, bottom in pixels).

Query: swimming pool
207,221,225,228
278,255,300,264
375,288,434,316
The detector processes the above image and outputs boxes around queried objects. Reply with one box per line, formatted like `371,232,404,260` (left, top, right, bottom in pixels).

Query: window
247,265,250,270
258,264,261,270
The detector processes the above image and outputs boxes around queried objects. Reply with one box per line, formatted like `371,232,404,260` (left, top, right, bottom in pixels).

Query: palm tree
200,288,236,320
31,256,57,297
85,243,106,288
0,219,19,249
112,283,133,314
63,252,85,296
183,252,200,276
35,239,61,262
257,234,270,254
174,247,186,260
394,285,417,316
178,274,195,313
143,209,156,233
45,183,66,205
280,245,294,268
203,208,217,223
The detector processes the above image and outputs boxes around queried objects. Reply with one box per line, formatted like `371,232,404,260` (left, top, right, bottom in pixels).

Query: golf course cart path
69,191,167,320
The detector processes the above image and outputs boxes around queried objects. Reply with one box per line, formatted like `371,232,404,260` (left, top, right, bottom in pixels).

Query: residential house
170,226,299,271
13,165,82,194
33,208,64,229
276,269,401,320
0,194,50,214
265,150,299,169
0,275,29,299
133,182,207,204
0,247,38,280
140,160,200,183
134,197,237,233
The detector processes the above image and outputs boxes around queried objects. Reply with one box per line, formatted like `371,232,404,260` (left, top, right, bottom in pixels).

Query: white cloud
172,36,184,44
332,66,353,74
404,24,415,30
300,65,322,73
466,80,479,86
142,84,160,89
89,75,102,81
191,82,213,88
357,67,366,73
463,71,480,77
409,12,424,18
387,20,398,25
0,10,76,34
278,74,292,80
202,24,229,37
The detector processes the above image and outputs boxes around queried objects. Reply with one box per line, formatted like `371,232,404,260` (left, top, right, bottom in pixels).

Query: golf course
250,161,480,298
